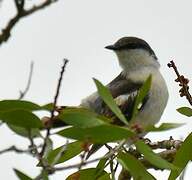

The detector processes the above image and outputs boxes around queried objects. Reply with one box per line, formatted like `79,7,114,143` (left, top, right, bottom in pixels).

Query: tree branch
19,61,34,100
0,145,29,154
168,60,192,105
0,0,59,46
0,144,42,155
40,59,69,156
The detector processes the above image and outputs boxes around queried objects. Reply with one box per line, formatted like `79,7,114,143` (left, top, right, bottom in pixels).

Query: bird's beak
105,45,116,50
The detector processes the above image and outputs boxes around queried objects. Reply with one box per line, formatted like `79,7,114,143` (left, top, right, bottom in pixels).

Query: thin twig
51,140,69,166
19,61,34,99
78,151,87,170
168,60,192,105
110,157,115,180
0,145,29,154
114,162,119,173
40,59,69,156
50,59,69,121
28,130,41,158
0,0,59,46
0,144,42,155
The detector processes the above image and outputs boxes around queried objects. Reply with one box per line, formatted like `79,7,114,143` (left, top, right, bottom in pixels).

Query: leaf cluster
0,76,190,180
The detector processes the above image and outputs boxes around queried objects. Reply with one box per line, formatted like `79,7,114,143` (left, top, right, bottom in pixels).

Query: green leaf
41,103,54,111
98,173,111,180
168,132,192,180
57,124,134,143
7,124,41,138
42,170,49,180
14,169,33,180
96,158,108,171
58,108,106,128
47,141,84,164
135,140,177,170
132,75,152,119
43,138,53,158
66,168,110,180
0,100,41,112
177,107,192,117
0,110,42,128
94,78,128,125
95,158,108,177
145,123,185,132
117,152,155,180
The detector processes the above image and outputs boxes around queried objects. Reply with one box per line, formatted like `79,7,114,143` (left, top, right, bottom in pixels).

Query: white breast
131,70,169,127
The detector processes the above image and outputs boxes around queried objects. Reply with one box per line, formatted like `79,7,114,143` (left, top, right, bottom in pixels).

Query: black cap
105,37,157,59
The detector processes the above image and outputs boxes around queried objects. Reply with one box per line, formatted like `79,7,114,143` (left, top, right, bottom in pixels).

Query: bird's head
105,37,160,71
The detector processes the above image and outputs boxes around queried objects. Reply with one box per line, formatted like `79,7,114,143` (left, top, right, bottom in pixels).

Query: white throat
115,49,160,73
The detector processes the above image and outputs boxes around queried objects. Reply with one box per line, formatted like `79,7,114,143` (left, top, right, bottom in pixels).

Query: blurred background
0,0,192,179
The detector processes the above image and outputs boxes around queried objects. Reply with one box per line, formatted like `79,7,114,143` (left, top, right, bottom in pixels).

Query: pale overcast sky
0,0,192,179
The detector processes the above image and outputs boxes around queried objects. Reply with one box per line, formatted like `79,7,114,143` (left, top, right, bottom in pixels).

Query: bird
43,37,168,133
80,37,169,129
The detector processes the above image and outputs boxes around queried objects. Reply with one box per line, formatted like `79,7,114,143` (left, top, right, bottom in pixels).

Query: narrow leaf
8,124,40,138
41,103,54,111
94,78,128,125
135,140,177,170
0,110,42,128
145,123,185,132
43,138,53,158
47,141,84,164
0,100,41,112
132,75,152,119
117,152,155,180
168,132,192,180
95,158,108,177
58,108,106,128
177,107,192,117
57,124,134,143
14,169,33,180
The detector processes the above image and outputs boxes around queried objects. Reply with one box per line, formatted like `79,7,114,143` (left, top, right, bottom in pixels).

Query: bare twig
28,130,41,158
110,158,115,180
40,59,69,156
19,61,34,99
51,141,68,166
114,162,119,174
0,145,29,154
50,59,69,121
0,0,59,46
0,144,42,155
168,60,192,105
78,151,87,170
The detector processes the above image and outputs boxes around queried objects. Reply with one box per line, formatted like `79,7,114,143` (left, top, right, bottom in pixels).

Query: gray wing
80,72,143,118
